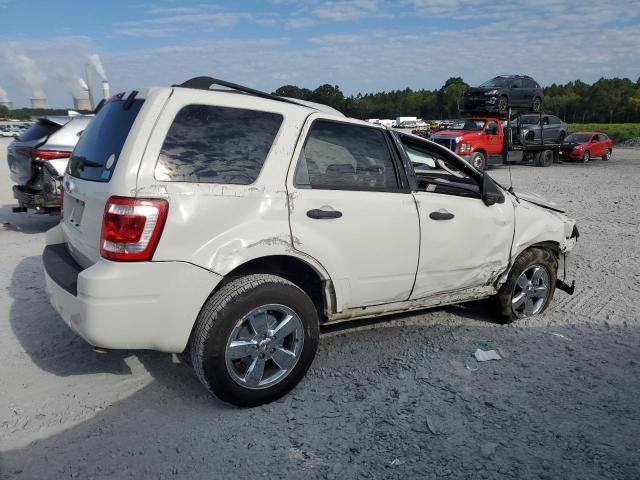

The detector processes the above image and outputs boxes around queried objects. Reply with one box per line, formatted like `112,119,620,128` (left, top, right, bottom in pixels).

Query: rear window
68,99,144,182
155,105,283,184
18,120,61,142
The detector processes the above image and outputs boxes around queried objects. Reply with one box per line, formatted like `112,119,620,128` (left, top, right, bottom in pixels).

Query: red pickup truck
428,118,505,170
429,116,560,170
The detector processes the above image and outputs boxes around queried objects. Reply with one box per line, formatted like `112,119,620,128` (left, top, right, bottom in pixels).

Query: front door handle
429,210,454,221
307,209,342,220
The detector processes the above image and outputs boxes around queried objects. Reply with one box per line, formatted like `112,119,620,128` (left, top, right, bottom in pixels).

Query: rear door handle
429,210,454,221
307,209,342,219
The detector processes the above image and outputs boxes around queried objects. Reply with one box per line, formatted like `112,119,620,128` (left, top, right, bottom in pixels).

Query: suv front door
399,134,514,298
287,116,420,310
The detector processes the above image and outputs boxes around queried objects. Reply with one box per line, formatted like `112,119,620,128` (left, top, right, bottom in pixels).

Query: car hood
514,191,564,213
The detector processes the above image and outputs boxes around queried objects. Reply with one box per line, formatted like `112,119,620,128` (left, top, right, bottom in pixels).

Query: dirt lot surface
1,138,639,479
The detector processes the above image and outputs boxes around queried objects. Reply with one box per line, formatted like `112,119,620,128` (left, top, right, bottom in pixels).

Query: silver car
7,115,92,213
517,114,568,144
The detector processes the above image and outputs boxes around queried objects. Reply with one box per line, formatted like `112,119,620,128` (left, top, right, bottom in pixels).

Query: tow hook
556,279,575,295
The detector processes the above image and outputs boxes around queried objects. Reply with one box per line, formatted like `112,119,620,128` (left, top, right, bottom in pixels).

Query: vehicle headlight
484,89,499,96
573,145,582,150
459,143,472,153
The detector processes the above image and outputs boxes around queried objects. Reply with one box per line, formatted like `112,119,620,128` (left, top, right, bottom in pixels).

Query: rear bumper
13,185,61,210
43,226,223,353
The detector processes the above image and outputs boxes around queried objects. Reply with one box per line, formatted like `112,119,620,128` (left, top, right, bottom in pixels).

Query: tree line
2,77,639,124
274,77,640,123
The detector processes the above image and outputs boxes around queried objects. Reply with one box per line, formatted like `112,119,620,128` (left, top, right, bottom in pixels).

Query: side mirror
481,172,505,206
591,138,598,143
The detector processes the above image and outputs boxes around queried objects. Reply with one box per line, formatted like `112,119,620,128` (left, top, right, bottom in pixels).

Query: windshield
480,77,513,88
449,119,485,131
520,115,541,125
564,133,591,143
68,98,144,182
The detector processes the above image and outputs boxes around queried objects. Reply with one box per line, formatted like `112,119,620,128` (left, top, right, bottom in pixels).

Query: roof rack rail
175,76,307,108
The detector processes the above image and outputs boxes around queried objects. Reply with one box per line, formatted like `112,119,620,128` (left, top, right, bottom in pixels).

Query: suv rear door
287,116,420,310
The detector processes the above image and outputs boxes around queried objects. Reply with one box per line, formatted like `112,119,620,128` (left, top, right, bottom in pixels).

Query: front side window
295,121,399,191
156,105,283,184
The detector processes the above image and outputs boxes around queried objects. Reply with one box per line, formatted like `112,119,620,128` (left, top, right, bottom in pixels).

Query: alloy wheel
225,304,304,390
511,265,550,317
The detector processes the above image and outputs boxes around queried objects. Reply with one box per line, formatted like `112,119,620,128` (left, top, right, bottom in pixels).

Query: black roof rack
175,76,308,109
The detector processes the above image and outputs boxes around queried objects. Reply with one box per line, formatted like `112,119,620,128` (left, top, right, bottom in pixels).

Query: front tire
582,150,590,163
493,248,557,323
190,274,319,407
498,96,508,114
470,151,487,170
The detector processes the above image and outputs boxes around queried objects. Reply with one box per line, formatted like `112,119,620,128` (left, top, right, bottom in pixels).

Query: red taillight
30,149,71,161
100,196,169,262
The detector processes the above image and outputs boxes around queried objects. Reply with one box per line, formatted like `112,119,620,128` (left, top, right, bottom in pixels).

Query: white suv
43,77,578,406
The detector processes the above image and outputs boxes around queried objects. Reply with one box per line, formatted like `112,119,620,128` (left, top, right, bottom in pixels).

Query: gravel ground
1,138,639,479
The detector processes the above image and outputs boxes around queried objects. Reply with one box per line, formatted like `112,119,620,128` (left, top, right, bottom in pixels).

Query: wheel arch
212,254,335,322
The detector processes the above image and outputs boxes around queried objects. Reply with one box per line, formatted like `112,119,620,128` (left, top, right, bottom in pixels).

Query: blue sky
1,0,639,107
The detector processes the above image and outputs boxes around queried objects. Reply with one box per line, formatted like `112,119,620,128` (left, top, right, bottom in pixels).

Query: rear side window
155,105,283,184
68,99,144,182
295,121,399,191
18,120,61,142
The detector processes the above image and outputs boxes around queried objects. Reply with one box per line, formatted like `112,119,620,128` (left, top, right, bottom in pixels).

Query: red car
560,132,613,162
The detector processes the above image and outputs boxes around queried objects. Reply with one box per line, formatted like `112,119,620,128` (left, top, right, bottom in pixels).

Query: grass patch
569,124,640,144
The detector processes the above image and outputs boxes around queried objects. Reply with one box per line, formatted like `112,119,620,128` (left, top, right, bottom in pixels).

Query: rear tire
493,248,557,324
557,130,566,143
602,149,611,161
470,151,487,170
190,274,319,407
535,149,553,167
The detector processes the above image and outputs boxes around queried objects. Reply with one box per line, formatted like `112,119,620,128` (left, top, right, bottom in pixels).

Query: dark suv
463,75,544,114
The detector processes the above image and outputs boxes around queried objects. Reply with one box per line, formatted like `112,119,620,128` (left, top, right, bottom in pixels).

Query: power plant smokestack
84,63,95,110
73,98,91,110
0,85,11,109
102,81,110,100
31,98,49,109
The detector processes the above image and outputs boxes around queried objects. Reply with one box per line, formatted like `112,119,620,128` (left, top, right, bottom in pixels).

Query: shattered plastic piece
389,458,406,467
550,332,571,341
474,349,502,362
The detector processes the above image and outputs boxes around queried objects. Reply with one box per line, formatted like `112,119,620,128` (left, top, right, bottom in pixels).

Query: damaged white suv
43,77,578,406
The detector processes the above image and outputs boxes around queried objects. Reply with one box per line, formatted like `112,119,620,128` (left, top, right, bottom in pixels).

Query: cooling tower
73,98,91,110
102,81,110,100
0,100,12,110
30,98,49,109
